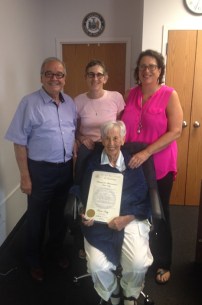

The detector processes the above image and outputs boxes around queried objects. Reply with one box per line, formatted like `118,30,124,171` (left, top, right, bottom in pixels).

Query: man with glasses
5,57,77,282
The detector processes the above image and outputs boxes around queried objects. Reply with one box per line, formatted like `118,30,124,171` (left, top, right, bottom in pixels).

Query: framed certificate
85,171,123,223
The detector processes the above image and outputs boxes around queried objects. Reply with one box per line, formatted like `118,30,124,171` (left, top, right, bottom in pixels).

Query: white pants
84,219,153,301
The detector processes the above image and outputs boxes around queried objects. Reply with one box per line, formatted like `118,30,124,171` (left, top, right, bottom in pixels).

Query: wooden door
196,182,202,263
62,43,126,98
186,31,202,205
166,30,202,206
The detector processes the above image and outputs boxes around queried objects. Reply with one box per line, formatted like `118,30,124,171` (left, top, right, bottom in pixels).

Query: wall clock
82,12,105,37
185,0,202,14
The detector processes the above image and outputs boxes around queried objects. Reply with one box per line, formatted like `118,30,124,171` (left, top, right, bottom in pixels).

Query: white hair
100,120,126,139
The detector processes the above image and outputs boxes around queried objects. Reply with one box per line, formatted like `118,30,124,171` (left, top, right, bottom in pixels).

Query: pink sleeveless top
121,85,177,180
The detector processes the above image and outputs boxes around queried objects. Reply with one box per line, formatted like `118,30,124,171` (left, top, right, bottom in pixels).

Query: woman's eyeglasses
138,64,158,72
86,72,105,79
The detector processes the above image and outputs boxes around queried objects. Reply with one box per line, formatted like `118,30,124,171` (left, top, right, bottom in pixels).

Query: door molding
55,37,131,90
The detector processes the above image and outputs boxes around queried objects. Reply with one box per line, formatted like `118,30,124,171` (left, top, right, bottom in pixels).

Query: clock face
82,12,105,37
185,0,202,14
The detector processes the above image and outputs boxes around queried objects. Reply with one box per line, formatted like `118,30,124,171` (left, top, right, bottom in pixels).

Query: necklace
137,86,161,134
87,90,105,116
137,97,150,134
137,97,143,134
89,100,100,116
91,101,98,116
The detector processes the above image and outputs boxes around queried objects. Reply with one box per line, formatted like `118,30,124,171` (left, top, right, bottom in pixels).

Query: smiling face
85,64,108,93
138,55,161,86
102,126,125,162
41,60,66,99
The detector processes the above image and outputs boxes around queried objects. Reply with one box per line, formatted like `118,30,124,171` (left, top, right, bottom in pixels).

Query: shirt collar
101,149,126,172
40,88,65,104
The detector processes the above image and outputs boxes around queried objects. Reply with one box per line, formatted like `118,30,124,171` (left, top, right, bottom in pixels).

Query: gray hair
100,120,126,139
40,57,67,75
85,59,107,75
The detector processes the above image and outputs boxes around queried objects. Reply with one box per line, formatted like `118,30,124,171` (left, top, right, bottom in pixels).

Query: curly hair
134,49,165,84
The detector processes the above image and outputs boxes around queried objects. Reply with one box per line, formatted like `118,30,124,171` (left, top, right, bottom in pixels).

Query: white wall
43,0,143,86
0,0,45,240
142,0,202,52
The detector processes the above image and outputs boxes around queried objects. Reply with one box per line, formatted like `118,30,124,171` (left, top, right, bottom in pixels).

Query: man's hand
14,143,32,195
21,175,32,195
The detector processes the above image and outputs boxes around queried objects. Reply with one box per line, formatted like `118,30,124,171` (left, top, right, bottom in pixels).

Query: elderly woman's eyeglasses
138,64,158,72
86,72,105,79
42,71,65,79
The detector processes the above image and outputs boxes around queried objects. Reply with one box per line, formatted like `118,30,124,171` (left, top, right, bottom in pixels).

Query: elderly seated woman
80,120,153,305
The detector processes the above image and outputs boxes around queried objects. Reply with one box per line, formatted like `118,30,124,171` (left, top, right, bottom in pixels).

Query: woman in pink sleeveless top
121,49,183,284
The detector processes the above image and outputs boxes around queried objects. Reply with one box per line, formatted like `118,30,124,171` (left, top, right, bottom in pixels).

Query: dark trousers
26,159,73,268
150,172,173,270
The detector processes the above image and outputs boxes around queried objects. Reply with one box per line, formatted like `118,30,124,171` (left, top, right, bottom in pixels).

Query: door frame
56,37,132,91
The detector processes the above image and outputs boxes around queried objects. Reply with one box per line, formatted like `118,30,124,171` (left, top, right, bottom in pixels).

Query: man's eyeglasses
138,64,158,72
86,72,105,79
42,71,65,79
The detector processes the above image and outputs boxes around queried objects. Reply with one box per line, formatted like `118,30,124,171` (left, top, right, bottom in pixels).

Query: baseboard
0,213,26,254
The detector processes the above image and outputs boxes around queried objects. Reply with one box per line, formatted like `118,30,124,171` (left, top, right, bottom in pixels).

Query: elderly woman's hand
108,215,135,231
81,214,94,226
128,149,151,169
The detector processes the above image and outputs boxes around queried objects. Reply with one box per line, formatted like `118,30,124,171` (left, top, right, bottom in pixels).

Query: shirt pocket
146,106,164,115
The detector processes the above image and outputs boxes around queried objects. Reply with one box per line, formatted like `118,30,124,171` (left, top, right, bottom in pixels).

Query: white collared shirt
101,150,126,172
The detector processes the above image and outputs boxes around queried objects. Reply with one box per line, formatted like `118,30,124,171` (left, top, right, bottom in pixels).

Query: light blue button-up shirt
5,88,77,163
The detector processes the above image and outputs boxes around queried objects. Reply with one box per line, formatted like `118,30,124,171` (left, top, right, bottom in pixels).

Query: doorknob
193,121,200,128
182,120,188,128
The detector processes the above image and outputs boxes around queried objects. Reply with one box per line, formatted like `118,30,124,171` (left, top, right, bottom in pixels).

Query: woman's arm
124,88,130,102
75,118,95,150
128,90,183,169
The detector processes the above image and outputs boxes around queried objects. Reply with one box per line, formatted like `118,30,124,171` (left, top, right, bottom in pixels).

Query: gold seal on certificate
85,171,123,223
86,209,95,218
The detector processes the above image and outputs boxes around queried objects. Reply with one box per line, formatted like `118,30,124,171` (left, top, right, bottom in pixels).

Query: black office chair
65,142,163,305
